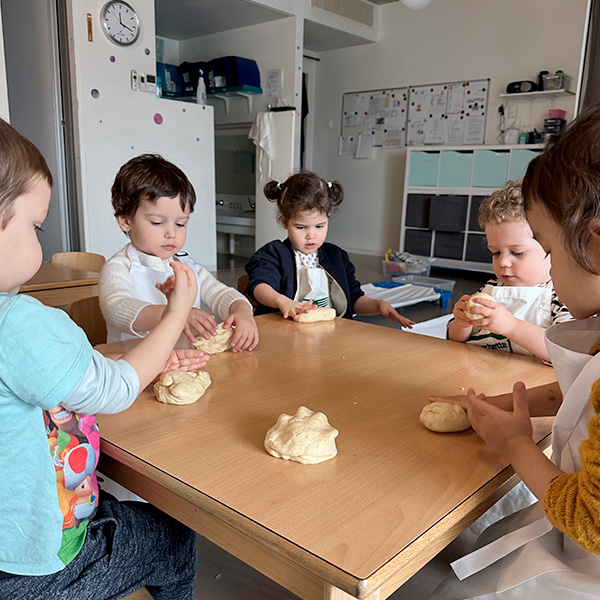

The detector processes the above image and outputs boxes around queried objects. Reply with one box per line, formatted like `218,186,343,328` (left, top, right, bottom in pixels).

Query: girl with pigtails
245,171,414,327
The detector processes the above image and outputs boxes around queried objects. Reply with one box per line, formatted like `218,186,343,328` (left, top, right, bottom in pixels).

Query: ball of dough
420,402,471,433
192,322,234,354
296,307,336,323
154,370,211,405
264,406,339,464
465,291,495,321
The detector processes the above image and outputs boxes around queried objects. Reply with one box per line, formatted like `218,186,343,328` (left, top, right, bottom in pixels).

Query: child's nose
164,225,176,238
499,252,512,267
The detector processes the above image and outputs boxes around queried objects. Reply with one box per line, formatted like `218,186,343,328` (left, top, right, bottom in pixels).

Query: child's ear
117,215,131,234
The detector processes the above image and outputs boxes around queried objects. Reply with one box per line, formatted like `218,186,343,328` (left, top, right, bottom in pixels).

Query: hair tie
327,181,333,189
276,182,281,190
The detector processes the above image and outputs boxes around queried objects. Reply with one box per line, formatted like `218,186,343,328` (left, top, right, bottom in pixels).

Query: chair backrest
67,296,107,346
237,273,257,309
51,251,106,273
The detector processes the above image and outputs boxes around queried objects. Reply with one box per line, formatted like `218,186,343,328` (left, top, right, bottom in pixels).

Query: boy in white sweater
100,154,258,353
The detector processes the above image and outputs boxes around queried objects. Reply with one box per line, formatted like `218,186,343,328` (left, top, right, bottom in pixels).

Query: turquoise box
509,149,541,181
439,150,474,187
408,151,440,186
472,150,510,187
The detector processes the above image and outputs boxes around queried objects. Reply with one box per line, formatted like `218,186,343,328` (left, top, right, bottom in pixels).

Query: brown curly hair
478,180,525,228
263,171,343,225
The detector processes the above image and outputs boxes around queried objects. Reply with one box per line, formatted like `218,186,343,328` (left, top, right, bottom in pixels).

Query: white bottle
196,70,207,105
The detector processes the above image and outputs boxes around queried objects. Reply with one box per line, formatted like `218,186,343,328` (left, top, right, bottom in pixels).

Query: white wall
0,4,9,121
311,0,588,256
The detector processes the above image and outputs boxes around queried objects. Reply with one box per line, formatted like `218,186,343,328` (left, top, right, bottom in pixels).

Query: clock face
101,1,140,46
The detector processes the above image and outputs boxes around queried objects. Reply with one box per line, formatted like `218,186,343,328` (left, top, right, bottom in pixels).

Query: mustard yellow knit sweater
542,377,600,553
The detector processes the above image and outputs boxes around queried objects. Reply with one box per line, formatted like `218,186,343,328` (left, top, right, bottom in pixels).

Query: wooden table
19,260,99,307
96,314,557,600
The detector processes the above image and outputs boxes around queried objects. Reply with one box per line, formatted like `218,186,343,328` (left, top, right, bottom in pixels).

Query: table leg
323,583,381,600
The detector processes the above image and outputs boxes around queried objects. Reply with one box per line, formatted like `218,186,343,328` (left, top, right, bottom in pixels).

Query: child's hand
378,300,415,328
156,276,176,299
452,294,476,328
468,297,518,337
427,390,487,412
277,298,316,320
184,308,218,344
467,382,533,459
163,348,210,372
164,262,198,321
223,312,259,352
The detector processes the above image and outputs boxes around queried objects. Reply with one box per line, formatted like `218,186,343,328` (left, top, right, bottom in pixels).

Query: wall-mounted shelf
499,89,575,100
207,85,262,115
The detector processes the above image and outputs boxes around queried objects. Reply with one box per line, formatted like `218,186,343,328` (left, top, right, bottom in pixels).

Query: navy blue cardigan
245,238,364,319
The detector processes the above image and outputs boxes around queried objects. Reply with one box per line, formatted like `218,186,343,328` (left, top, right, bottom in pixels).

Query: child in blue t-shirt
0,118,199,599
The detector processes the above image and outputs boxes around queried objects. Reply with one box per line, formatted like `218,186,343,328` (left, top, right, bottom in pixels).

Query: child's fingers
512,381,530,419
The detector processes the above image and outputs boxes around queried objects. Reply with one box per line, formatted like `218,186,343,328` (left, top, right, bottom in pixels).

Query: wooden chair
51,251,106,273
123,588,152,600
237,273,257,309
67,295,107,346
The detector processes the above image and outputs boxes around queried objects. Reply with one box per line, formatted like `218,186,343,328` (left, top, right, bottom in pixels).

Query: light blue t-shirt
0,294,138,576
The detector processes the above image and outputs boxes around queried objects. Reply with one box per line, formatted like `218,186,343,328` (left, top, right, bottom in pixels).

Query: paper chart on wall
340,88,408,150
406,79,489,146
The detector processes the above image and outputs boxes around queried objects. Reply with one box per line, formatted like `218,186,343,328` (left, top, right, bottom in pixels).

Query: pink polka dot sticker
153,113,163,125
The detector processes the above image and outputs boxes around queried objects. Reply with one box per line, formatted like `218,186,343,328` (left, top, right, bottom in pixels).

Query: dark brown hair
264,171,343,225
522,103,600,273
0,118,53,227
111,154,196,218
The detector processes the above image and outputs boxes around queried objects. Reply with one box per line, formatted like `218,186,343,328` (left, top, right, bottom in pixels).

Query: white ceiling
155,0,289,40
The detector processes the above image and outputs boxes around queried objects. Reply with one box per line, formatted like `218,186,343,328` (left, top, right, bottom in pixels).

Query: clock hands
118,10,133,33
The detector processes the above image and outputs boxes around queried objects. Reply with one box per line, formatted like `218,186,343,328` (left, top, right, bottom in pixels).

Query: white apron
107,245,202,343
432,316,600,599
467,284,553,356
294,253,331,309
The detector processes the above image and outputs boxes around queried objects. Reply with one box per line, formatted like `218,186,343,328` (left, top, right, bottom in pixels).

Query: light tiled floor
188,254,491,600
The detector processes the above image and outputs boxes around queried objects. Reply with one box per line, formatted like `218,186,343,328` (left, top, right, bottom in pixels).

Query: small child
428,104,600,599
447,180,571,362
100,154,259,352
0,119,198,598
245,171,415,327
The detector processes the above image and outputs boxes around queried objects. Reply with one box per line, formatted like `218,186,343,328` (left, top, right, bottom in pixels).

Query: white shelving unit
400,144,543,273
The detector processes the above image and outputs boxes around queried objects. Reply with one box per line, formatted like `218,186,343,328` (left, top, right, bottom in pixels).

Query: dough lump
192,323,234,354
296,307,336,323
420,402,471,433
154,370,211,405
465,291,495,321
264,406,339,464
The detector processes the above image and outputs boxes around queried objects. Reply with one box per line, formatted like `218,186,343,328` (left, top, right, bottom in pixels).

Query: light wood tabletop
19,261,99,307
96,314,557,600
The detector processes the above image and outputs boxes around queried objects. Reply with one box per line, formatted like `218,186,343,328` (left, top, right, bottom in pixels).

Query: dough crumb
465,291,495,321
420,402,471,433
192,323,234,354
154,370,211,405
264,406,338,464
296,307,336,323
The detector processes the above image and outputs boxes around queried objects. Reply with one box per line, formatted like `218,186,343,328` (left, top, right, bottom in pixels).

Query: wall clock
101,1,140,46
